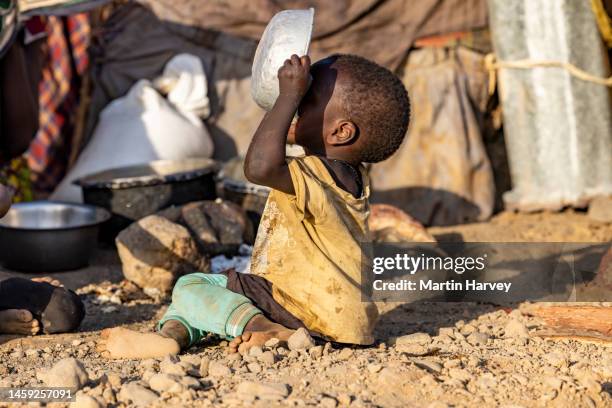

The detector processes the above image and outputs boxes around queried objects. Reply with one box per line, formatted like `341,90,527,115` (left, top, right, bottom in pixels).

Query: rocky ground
0,210,610,408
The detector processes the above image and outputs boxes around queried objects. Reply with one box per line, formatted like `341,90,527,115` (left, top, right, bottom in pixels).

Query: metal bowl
0,201,110,272
251,8,314,110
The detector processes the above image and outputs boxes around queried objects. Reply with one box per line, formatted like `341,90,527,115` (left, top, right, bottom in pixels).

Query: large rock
287,328,315,351
158,200,255,254
236,381,290,401
37,358,89,390
368,204,436,243
116,215,209,294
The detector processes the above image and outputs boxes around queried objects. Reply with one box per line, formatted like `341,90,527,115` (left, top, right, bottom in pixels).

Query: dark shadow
373,243,611,342
371,186,483,227
208,122,239,161
78,302,161,332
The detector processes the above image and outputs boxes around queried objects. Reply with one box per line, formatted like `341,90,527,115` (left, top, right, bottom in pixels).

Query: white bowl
251,8,314,111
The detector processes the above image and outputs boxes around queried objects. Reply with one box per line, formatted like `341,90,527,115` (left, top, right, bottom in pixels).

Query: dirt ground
0,210,610,408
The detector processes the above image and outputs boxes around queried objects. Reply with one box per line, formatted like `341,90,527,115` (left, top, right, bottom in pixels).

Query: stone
180,376,201,390
460,324,476,336
38,358,89,390
148,373,184,393
247,362,262,373
160,357,187,376
544,376,563,391
199,357,210,377
236,381,290,401
544,352,568,368
264,338,281,349
249,346,263,357
337,348,354,361
467,332,489,346
116,215,209,295
117,382,158,406
438,327,455,338
74,394,105,408
588,196,612,222
448,368,471,384
259,351,276,365
288,328,315,351
413,359,442,373
396,343,439,356
102,387,116,404
104,373,122,389
368,204,436,242
395,332,432,347
367,364,383,374
208,361,231,377
574,370,602,394
308,346,323,360
320,396,338,408
476,373,497,390
180,200,253,254
504,319,529,338
142,370,156,383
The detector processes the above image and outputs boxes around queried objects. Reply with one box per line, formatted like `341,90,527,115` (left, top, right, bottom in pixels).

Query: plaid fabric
25,13,90,192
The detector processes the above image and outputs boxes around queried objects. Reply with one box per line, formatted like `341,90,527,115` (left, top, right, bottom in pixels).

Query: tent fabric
370,46,495,226
83,2,494,225
137,0,488,71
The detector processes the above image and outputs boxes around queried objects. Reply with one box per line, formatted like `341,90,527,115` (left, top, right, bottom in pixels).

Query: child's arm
244,54,310,194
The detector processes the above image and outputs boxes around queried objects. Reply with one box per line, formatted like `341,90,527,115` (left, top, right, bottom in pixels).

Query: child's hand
278,54,311,101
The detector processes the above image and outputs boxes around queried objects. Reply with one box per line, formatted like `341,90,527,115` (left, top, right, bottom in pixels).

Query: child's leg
98,272,263,359
0,277,84,335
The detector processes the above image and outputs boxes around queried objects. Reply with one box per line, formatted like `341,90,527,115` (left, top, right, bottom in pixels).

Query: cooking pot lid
74,158,219,189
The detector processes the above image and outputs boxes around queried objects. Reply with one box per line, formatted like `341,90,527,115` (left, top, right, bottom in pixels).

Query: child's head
289,54,410,163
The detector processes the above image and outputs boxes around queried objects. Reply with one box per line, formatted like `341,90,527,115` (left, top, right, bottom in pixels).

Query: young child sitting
98,53,410,359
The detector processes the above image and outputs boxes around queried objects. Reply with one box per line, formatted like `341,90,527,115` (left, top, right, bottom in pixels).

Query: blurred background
0,0,611,229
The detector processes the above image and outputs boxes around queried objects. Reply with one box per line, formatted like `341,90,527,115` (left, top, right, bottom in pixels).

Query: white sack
51,53,213,202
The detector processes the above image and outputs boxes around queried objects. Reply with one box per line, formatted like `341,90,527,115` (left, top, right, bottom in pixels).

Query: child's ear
327,120,358,145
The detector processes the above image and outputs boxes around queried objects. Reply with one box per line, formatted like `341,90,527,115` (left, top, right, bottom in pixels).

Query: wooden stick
522,304,612,337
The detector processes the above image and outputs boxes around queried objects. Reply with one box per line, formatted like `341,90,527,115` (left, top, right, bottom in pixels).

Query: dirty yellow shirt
249,155,379,345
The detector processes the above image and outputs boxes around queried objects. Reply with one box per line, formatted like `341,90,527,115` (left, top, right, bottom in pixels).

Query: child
98,53,410,359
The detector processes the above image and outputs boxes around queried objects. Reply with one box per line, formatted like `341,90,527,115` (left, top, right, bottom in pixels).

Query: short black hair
327,54,410,163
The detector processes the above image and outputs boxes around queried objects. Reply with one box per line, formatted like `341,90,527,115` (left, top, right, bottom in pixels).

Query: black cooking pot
74,159,219,239
0,201,111,272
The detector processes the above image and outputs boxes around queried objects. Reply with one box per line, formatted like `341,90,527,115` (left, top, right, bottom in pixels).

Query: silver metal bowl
251,8,314,110
0,201,110,272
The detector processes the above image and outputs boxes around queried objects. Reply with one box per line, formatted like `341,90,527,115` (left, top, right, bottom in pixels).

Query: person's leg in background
0,277,84,335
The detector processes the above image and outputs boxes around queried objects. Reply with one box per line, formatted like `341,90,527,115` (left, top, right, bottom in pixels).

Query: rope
591,0,612,48
484,53,612,95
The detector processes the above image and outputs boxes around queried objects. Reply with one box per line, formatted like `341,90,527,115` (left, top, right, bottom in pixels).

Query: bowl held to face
251,8,315,111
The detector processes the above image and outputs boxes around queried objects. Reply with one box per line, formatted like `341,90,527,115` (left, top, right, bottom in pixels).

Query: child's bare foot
0,309,40,335
96,327,180,359
228,314,294,355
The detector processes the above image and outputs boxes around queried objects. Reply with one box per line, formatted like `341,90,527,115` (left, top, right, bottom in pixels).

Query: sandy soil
0,210,610,408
